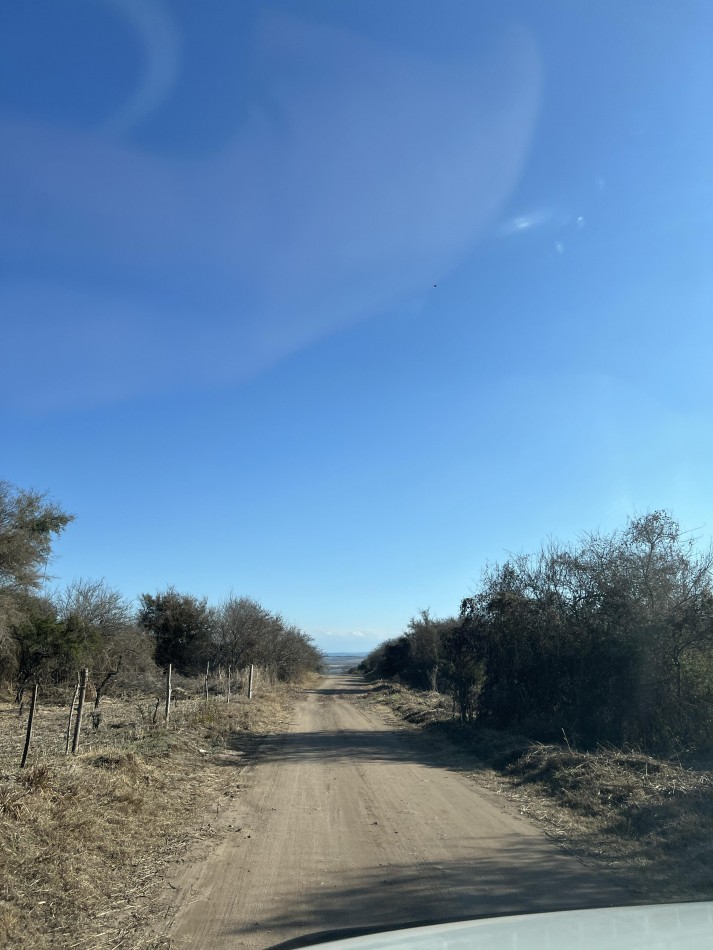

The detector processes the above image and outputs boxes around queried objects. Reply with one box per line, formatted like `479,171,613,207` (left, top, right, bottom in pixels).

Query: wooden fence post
165,663,172,723
65,673,80,755
20,684,39,768
226,665,231,704
71,667,89,755
248,664,254,700
204,661,209,705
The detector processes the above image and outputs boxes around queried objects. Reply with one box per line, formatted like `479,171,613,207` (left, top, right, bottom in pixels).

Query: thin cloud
497,208,552,236
497,207,587,250
313,630,367,639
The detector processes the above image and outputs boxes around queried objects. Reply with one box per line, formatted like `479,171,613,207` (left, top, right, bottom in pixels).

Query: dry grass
364,681,713,902
0,684,297,949
498,742,713,899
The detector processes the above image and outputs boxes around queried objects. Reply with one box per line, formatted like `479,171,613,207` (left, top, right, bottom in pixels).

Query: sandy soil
163,675,628,949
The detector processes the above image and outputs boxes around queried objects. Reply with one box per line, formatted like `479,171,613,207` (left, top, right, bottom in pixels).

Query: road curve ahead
166,674,627,949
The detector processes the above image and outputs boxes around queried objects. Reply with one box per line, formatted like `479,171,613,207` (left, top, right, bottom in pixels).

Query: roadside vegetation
0,479,322,947
0,682,299,948
360,510,713,899
0,480,322,709
365,682,713,901
362,511,713,752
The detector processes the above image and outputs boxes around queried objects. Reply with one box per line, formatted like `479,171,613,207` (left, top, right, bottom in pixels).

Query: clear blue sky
2,1,712,653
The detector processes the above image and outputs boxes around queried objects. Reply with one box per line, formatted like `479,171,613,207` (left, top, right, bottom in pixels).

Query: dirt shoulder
0,684,300,950
360,680,713,903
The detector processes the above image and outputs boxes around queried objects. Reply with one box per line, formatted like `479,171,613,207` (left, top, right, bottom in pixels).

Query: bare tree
53,578,133,638
214,595,322,682
54,579,153,705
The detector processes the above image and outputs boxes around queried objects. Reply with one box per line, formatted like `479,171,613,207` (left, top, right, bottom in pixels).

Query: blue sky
2,0,713,652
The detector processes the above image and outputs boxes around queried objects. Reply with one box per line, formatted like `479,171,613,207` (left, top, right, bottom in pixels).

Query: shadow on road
218,674,465,772
308,686,368,696
224,726,457,770
307,675,372,697
220,847,628,947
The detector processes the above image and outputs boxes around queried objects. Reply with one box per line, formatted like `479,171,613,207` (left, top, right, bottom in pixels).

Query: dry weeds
364,682,713,902
0,684,297,949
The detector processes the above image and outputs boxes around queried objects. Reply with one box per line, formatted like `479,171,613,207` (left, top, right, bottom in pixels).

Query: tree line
361,511,713,752
0,481,323,701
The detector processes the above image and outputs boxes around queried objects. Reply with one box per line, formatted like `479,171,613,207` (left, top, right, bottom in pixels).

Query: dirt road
165,675,627,948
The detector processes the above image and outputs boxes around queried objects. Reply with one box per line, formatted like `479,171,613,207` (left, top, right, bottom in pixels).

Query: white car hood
303,904,713,950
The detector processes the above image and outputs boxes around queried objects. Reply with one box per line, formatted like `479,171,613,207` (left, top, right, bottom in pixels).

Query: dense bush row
361,512,713,752
0,481,323,700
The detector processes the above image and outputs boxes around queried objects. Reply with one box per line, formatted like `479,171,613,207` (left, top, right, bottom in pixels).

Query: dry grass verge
0,686,297,949
362,681,713,902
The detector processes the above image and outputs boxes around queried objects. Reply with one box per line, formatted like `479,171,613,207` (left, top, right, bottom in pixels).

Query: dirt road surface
165,675,628,948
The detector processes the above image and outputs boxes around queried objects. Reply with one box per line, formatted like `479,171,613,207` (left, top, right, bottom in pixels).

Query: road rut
165,674,627,948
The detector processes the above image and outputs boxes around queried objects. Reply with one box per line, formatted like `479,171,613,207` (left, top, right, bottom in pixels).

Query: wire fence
1,664,258,769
